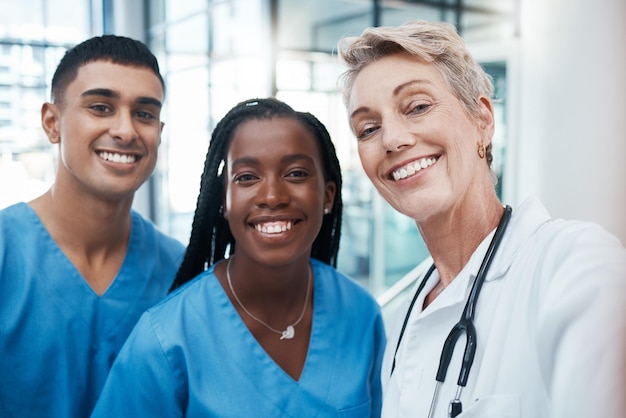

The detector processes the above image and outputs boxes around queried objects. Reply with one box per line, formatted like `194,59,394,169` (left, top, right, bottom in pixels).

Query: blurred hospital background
1,0,624,309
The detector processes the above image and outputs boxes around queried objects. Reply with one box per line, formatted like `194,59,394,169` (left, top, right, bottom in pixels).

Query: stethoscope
390,205,512,418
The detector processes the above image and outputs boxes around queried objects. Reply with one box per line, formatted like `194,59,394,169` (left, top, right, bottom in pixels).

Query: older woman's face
347,52,494,223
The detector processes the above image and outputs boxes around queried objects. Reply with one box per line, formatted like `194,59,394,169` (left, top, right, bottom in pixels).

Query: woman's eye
409,103,430,114
356,126,379,140
234,173,257,183
287,170,309,179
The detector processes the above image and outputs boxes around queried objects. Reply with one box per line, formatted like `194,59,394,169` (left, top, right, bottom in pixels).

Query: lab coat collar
408,196,553,314
480,196,552,282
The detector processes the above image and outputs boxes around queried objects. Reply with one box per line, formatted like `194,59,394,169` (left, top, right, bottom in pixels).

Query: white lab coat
381,197,626,418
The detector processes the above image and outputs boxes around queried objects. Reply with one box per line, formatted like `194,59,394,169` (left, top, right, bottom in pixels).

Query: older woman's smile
390,156,439,181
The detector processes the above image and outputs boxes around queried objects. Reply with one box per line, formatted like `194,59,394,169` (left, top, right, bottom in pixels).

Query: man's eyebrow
80,88,162,108
137,97,163,108
81,88,118,99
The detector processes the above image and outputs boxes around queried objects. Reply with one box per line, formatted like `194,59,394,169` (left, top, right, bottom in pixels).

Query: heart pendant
280,325,295,340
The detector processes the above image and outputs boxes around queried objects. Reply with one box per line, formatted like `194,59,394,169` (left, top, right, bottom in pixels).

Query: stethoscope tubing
436,205,512,388
390,205,513,417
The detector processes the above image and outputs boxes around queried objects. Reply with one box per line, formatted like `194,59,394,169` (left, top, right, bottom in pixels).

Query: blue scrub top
92,259,386,417
0,203,185,417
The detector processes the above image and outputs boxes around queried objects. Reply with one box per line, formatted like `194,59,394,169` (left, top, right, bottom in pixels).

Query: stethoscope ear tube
464,205,513,321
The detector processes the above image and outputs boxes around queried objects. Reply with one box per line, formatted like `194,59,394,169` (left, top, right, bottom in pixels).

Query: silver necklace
226,258,312,340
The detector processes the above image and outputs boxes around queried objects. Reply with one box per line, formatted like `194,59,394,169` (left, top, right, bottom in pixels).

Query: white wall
514,0,626,243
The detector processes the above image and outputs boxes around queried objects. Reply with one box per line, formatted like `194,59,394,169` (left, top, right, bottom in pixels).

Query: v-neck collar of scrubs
206,259,340,415
22,202,146,341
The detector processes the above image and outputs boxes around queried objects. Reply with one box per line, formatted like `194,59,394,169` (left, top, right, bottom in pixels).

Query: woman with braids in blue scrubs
92,97,386,417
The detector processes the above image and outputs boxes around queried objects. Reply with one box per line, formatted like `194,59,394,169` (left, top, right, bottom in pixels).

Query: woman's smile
389,155,439,181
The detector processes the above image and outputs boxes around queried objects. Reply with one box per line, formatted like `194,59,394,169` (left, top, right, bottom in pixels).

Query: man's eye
90,104,110,113
137,110,156,120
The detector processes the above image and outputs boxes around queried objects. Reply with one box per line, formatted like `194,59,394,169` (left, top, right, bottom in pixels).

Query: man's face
42,60,165,203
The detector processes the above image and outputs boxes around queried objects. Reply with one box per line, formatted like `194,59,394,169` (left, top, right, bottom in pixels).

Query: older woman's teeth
98,152,136,164
255,221,293,234
392,157,437,181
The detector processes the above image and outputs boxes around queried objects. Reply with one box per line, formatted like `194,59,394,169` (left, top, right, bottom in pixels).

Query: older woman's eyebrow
349,106,371,121
350,79,435,121
393,79,434,96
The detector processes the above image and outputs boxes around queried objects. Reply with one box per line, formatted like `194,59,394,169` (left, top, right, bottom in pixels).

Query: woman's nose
255,177,290,208
381,121,415,154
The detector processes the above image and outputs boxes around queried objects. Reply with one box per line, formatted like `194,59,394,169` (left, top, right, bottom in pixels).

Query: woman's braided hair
169,98,343,292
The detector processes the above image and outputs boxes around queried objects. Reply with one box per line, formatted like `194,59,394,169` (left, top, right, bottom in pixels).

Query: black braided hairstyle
169,97,343,292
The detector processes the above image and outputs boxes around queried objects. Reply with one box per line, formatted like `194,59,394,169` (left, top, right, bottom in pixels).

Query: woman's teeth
392,157,437,181
255,221,293,234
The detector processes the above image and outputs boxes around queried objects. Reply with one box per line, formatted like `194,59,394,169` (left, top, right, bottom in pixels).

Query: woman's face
347,52,494,223
223,117,336,266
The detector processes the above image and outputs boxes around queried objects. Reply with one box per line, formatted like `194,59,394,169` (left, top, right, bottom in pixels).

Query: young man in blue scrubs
0,35,185,417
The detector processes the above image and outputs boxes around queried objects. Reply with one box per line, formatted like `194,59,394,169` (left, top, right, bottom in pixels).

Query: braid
296,112,343,266
170,98,344,291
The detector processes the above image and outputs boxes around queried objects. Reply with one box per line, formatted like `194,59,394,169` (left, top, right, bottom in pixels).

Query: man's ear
41,102,61,144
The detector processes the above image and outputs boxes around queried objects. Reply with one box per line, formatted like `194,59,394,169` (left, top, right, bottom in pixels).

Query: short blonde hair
337,20,493,120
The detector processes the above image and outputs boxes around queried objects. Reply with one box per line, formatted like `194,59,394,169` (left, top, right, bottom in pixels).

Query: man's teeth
98,151,136,164
392,157,437,181
255,221,293,234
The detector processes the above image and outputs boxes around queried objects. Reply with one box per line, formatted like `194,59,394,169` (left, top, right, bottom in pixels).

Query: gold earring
477,143,486,159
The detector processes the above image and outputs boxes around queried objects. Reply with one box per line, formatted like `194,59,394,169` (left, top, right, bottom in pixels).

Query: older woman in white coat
337,19,626,418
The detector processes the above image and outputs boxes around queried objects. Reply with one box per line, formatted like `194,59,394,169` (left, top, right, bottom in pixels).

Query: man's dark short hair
50,34,165,103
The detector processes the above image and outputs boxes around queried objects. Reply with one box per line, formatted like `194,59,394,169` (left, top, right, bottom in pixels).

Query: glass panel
45,0,90,44
0,0,45,37
0,0,92,209
278,1,371,52
165,0,207,22
166,12,209,54
158,65,211,242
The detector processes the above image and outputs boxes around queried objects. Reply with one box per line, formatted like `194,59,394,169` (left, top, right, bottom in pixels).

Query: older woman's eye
410,103,430,114
356,126,379,140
